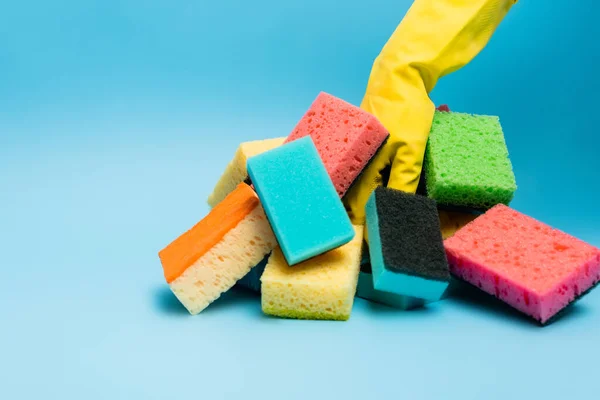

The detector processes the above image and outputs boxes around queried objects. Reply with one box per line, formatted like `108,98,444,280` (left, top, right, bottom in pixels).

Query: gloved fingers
379,69,435,193
387,141,425,195
346,66,433,219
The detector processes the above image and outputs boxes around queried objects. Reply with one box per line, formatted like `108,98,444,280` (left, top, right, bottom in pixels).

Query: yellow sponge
438,209,479,240
260,225,364,321
207,137,286,208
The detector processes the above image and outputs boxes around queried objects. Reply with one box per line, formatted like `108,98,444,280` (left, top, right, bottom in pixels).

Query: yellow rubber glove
343,0,519,225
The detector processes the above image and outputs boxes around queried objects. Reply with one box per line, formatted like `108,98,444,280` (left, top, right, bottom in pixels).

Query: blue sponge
365,187,450,301
247,136,355,266
357,246,426,310
236,255,269,292
357,271,427,310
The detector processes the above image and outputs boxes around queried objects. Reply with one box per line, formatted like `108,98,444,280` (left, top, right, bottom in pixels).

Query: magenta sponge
285,92,389,197
445,204,600,324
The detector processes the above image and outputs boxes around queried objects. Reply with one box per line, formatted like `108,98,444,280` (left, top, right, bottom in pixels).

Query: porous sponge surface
425,111,517,209
445,204,600,324
247,136,355,266
207,137,285,208
169,205,276,315
285,92,389,197
237,255,269,292
160,183,261,284
260,225,364,321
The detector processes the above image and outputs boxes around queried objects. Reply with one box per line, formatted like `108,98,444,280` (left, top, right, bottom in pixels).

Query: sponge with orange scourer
158,183,276,315
207,137,285,208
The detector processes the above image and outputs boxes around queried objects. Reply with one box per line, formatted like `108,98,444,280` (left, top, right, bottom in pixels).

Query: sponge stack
159,183,276,315
154,90,600,326
261,225,364,320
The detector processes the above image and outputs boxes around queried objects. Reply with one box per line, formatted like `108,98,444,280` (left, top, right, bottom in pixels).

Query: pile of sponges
158,92,600,325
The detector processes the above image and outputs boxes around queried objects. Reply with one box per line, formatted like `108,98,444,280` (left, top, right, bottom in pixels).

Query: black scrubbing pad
375,187,449,281
366,187,450,300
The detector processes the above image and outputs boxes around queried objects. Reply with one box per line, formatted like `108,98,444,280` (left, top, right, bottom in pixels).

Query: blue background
1,1,598,399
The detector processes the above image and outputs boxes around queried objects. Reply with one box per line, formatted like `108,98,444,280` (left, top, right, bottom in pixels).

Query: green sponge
424,111,517,210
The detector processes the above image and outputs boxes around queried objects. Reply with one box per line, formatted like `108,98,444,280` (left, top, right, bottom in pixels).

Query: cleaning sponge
207,137,285,208
158,183,276,314
424,110,517,210
247,136,355,266
237,255,269,292
357,258,427,310
285,91,389,197
366,187,450,301
445,204,600,324
260,225,364,320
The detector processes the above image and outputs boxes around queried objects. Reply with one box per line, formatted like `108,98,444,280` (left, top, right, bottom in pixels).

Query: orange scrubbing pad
159,183,276,314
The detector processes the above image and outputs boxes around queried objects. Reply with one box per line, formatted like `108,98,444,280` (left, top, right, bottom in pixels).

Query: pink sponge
285,92,389,197
444,204,600,324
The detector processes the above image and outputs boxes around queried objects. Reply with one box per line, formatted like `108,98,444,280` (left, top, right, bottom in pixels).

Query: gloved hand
343,0,519,225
